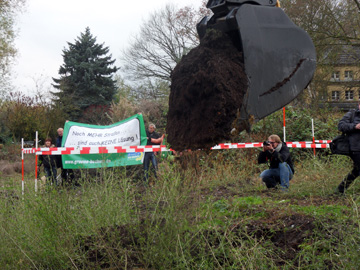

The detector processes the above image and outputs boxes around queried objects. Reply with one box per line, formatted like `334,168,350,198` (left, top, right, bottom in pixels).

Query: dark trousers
57,156,75,185
143,152,158,182
338,151,360,193
44,166,57,186
61,168,75,184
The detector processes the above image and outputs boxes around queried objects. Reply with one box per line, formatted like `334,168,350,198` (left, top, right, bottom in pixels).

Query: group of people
37,123,165,187
37,128,74,187
258,101,360,194
38,101,360,193
144,102,360,193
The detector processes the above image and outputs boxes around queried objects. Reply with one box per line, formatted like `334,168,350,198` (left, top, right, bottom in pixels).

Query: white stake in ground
21,138,24,196
312,119,316,157
35,131,38,192
283,107,286,142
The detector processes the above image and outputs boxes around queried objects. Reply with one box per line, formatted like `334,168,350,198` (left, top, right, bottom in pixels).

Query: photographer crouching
258,134,295,191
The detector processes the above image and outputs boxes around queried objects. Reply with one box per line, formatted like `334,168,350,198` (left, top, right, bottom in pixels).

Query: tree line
0,0,359,143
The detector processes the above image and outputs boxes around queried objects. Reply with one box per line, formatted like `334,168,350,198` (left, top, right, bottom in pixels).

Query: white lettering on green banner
61,114,147,169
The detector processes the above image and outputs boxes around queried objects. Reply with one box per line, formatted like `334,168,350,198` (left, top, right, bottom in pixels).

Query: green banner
61,114,147,169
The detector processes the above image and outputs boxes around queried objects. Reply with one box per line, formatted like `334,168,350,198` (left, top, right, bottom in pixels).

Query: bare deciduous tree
282,0,360,105
0,0,26,96
353,0,360,10
283,0,359,49
121,3,209,83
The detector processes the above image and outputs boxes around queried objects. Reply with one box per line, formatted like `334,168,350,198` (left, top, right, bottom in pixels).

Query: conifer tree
52,27,118,121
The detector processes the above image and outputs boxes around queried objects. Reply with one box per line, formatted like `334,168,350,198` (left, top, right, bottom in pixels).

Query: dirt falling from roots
166,29,248,151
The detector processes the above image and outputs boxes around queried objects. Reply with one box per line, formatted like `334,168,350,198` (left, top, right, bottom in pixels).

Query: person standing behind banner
335,101,360,194
38,138,58,186
56,127,75,186
258,134,294,191
143,123,165,184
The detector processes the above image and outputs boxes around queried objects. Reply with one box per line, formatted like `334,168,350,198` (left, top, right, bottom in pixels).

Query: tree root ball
167,29,248,151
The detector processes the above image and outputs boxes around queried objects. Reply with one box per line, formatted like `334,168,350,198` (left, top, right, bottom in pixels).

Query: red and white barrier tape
290,140,332,144
285,142,329,149
315,140,332,144
22,145,169,155
212,142,329,150
22,141,331,155
211,143,263,149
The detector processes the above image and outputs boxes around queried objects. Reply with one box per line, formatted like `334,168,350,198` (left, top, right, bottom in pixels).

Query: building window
345,90,354,100
344,70,353,81
331,71,340,81
331,91,340,101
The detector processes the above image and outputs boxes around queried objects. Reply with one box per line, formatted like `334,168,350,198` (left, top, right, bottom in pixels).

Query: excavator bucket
197,0,316,130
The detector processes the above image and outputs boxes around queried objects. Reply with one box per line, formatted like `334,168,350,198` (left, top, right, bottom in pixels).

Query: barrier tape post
283,107,286,142
21,138,24,197
312,119,316,158
34,131,38,193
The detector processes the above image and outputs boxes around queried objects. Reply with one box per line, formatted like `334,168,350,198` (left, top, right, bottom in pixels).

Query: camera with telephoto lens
263,141,271,146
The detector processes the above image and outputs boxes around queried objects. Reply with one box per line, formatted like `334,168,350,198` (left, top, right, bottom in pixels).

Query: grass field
1,149,360,269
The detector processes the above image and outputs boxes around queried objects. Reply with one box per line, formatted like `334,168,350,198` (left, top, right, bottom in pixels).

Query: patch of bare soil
243,212,316,264
77,207,337,268
78,224,143,269
167,29,248,151
78,212,318,269
75,182,349,268
198,184,240,201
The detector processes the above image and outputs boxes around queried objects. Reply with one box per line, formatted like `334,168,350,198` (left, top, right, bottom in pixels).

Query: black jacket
258,143,294,173
39,153,57,169
338,109,360,152
146,130,161,146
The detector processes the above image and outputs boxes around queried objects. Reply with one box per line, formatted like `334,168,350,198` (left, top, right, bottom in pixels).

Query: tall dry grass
1,149,360,269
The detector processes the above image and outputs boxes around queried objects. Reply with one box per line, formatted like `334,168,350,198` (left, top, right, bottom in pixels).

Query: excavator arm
197,0,316,132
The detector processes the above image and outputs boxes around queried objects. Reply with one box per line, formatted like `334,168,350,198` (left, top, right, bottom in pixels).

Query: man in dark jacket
56,127,75,186
143,123,164,184
258,134,294,191
336,102,360,194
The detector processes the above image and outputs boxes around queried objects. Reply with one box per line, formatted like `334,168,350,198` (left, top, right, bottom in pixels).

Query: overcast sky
11,0,202,96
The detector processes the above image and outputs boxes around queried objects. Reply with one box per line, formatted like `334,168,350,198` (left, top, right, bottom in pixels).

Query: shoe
333,187,345,195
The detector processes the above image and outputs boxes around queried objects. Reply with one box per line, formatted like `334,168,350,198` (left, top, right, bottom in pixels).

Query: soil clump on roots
167,29,248,151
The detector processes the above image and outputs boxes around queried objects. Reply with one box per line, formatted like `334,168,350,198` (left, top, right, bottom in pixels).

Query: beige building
324,45,360,109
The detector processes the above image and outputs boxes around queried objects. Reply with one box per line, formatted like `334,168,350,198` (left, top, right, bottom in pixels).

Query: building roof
337,45,360,65
323,45,360,65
